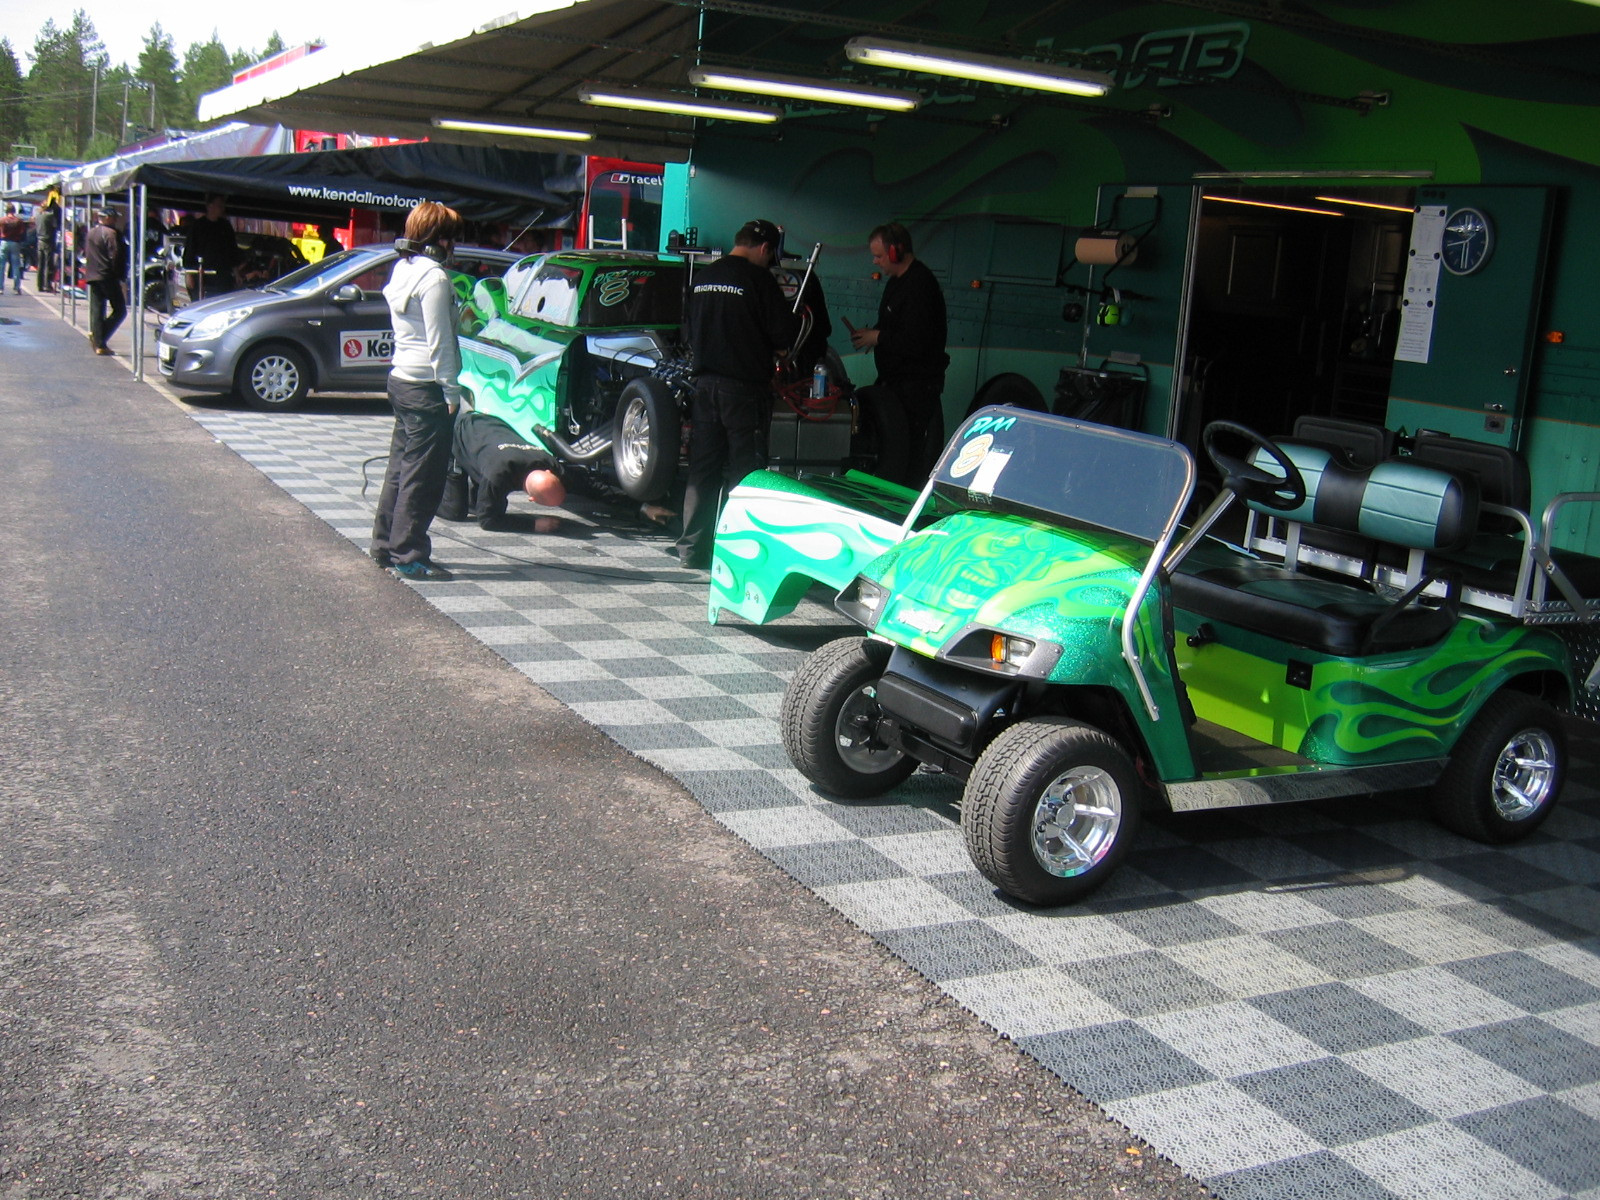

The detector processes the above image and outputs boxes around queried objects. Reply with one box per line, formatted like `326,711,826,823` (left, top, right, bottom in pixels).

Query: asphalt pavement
0,292,1207,1197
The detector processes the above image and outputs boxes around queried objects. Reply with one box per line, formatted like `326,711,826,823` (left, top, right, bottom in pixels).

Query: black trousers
371,378,454,566
885,377,946,485
88,279,126,348
676,375,767,565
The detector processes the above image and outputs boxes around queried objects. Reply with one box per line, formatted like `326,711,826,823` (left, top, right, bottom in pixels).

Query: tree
0,39,26,154
180,33,233,126
24,12,107,158
136,24,182,134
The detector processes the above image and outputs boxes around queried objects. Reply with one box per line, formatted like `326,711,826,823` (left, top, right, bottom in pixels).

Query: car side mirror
471,277,509,322
330,283,362,303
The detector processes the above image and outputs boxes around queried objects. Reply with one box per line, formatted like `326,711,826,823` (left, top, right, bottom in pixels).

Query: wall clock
1441,206,1493,275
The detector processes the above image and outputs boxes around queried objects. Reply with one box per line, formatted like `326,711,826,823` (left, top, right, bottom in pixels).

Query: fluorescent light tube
432,117,593,141
578,86,780,124
687,66,920,112
844,37,1113,98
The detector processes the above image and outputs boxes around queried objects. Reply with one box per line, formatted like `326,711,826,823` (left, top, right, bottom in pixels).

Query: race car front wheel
237,343,311,412
1432,691,1565,843
613,376,680,502
963,718,1142,906
781,637,917,799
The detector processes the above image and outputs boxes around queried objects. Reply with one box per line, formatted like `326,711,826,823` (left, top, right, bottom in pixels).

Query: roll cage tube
896,409,1198,721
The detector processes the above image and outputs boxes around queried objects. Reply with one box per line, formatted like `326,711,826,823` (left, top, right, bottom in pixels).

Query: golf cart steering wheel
1202,421,1307,512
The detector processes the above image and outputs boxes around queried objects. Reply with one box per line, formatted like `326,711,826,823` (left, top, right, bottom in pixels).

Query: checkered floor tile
186,403,1600,1200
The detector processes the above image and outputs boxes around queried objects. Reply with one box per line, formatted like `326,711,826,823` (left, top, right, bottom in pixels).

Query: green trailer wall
677,0,1600,546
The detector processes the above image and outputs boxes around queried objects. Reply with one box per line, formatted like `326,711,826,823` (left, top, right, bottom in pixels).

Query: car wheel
780,637,918,799
1432,691,1565,843
237,344,312,412
849,385,910,484
963,718,1142,905
965,372,1046,419
612,376,680,502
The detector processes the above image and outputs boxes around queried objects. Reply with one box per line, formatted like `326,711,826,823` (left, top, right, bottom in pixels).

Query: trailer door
1386,185,1553,448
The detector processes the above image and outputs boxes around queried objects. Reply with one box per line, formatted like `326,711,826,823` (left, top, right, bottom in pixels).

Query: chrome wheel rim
1031,767,1123,878
1491,727,1559,822
834,684,904,776
250,355,301,404
617,396,651,482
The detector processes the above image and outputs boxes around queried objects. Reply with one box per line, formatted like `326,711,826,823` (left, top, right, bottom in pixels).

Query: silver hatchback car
156,244,516,411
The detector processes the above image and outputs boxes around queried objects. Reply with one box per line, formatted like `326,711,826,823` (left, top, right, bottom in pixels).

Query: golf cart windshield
921,408,1195,544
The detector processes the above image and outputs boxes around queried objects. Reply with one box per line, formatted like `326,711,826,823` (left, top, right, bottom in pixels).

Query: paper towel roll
1075,231,1137,266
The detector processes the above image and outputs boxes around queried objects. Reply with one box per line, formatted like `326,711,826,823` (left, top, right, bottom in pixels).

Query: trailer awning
62,141,586,226
198,0,700,163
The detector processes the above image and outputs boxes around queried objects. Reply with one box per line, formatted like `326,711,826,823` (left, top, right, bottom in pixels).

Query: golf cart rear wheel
963,718,1142,906
1432,692,1565,843
613,376,680,503
780,637,917,798
237,343,311,411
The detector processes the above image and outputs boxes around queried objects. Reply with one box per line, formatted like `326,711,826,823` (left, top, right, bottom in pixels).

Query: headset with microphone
394,237,449,262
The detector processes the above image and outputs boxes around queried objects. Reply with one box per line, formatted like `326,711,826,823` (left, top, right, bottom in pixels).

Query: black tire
236,343,312,412
962,718,1143,905
780,637,919,798
612,376,680,502
1432,691,1565,843
849,385,910,484
964,372,1047,419
142,279,169,314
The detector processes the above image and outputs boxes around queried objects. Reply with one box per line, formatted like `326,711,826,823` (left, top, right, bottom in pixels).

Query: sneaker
95,346,114,356
388,560,454,582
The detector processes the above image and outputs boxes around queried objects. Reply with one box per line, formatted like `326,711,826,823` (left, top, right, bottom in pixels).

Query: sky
6,1,524,71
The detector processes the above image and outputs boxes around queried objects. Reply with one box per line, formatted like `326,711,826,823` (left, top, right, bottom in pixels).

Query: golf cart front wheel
1432,692,1565,843
780,637,917,798
963,718,1142,906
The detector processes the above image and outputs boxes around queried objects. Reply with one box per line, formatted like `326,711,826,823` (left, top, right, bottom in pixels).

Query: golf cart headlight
188,308,253,340
836,575,890,628
990,633,1036,668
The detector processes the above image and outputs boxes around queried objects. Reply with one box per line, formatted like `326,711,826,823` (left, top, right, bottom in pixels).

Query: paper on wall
1395,205,1447,364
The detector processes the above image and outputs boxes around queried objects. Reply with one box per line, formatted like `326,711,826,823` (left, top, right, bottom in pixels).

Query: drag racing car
455,249,907,503
713,407,1600,904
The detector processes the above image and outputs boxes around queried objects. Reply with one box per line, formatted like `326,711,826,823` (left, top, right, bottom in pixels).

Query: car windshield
511,261,583,324
921,408,1194,545
265,248,383,296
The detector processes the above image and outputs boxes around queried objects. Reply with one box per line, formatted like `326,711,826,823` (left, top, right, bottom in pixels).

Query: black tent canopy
66,140,586,227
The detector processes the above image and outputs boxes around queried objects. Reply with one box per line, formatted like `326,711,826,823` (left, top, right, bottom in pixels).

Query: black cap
736,218,800,258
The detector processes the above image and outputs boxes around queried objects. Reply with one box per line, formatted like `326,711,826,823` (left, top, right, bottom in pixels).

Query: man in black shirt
850,221,950,484
181,194,242,299
674,219,799,569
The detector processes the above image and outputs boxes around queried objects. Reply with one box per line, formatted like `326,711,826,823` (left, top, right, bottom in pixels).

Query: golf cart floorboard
1187,719,1309,773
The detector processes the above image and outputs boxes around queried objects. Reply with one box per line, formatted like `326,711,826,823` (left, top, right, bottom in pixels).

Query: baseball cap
737,218,799,258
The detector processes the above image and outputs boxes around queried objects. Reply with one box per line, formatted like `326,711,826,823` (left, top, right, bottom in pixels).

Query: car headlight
835,575,890,629
990,633,1036,669
942,626,1064,678
187,307,254,340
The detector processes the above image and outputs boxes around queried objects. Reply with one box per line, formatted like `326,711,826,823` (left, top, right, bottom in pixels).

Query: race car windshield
265,248,370,295
926,407,1194,545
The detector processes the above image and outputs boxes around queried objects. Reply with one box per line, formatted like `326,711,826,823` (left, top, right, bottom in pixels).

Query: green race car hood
865,511,1151,665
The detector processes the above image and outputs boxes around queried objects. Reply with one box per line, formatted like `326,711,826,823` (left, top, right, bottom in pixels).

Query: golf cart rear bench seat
1172,447,1478,656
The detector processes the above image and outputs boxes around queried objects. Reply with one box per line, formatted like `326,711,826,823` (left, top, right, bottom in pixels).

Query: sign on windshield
933,408,1194,544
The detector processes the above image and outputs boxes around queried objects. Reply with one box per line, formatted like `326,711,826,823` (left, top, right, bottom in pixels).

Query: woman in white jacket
370,201,465,581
